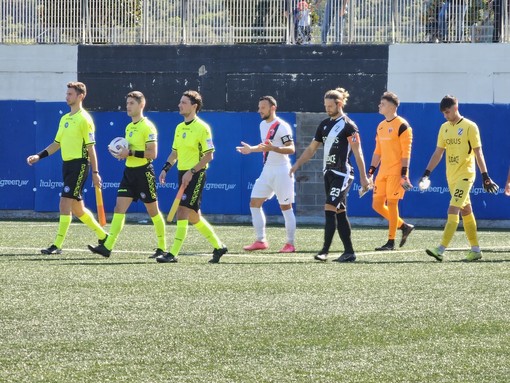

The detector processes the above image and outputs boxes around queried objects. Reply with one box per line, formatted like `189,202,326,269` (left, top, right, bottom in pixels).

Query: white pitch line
2,246,509,260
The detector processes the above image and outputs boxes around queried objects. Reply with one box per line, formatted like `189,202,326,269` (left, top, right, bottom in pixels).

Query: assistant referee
27,82,108,254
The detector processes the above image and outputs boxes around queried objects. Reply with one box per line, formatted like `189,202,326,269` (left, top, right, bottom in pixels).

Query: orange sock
387,200,399,240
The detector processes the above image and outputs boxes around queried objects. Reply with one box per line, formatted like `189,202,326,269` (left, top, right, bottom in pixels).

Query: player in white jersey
236,96,297,253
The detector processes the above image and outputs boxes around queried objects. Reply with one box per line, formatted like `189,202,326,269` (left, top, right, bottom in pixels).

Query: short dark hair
259,95,277,108
67,82,86,97
324,88,350,105
183,90,203,112
381,91,399,107
440,95,458,111
126,91,145,104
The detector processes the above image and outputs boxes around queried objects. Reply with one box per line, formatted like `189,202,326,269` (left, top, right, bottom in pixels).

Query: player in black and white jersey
290,88,370,262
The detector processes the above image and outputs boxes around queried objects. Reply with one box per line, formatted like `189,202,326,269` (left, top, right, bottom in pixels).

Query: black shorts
118,163,158,203
179,169,206,212
324,169,353,210
62,159,89,201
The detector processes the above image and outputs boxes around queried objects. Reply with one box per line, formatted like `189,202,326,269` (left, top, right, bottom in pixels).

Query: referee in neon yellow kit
158,90,227,264
26,82,108,254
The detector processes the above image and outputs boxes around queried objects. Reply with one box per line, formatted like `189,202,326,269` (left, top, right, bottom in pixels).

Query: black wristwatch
190,168,197,175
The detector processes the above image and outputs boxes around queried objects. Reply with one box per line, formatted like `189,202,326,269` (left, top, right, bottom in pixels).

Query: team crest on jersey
129,131,133,137
64,122,69,128
388,128,393,133
457,128,463,135
182,132,187,139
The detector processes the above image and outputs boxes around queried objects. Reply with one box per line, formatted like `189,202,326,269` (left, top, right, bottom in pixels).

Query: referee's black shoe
156,253,178,263
149,248,166,259
87,244,111,258
98,234,108,246
209,246,228,264
41,244,62,255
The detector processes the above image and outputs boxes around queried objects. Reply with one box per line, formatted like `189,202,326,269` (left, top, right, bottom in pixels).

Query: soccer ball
108,137,128,157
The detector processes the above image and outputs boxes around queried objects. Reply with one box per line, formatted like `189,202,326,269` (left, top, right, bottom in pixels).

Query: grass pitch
0,220,509,383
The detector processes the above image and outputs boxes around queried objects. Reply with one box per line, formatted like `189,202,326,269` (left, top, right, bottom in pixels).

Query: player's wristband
37,150,49,159
401,167,408,177
162,162,173,172
92,171,99,174
368,166,376,176
134,150,145,158
423,169,431,178
481,172,490,182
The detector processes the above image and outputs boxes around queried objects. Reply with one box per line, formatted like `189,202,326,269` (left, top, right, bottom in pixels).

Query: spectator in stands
317,0,349,44
490,0,505,42
294,1,312,44
425,0,444,42
438,0,468,42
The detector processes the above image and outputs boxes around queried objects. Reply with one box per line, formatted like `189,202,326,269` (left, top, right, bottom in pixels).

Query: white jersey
260,116,293,166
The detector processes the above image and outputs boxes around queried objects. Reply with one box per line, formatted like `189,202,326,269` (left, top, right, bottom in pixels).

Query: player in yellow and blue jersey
420,95,499,262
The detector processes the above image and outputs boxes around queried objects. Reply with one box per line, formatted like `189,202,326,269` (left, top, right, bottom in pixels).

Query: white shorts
251,164,295,204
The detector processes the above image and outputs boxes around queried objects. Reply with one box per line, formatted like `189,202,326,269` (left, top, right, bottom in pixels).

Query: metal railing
0,0,508,45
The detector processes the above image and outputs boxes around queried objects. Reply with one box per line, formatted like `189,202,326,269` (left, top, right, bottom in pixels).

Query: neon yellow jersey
172,117,215,170
436,117,482,182
54,109,95,161
125,117,157,168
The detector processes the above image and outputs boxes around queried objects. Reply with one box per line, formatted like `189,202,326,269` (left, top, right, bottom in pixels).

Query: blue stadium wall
1,44,509,220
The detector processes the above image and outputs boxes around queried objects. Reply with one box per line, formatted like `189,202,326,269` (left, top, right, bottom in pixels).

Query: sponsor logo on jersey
448,155,460,164
445,138,461,145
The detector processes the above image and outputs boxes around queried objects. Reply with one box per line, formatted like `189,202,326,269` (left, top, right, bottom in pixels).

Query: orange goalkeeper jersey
374,116,413,176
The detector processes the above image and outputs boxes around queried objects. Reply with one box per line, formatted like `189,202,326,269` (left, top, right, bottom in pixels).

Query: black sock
322,211,336,253
336,211,354,254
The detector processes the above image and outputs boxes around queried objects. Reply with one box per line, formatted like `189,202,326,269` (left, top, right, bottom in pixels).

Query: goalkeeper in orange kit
367,92,415,251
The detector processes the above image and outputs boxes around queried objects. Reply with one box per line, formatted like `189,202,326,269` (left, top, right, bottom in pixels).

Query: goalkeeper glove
400,176,413,191
482,172,499,194
418,176,431,191
418,170,431,191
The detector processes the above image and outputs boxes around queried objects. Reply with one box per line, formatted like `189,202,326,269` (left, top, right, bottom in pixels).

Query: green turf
0,220,509,383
